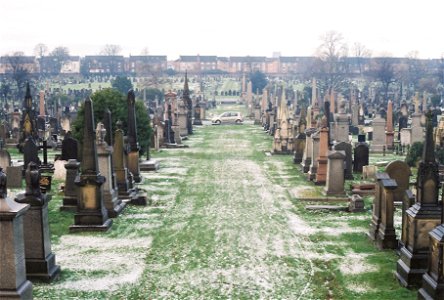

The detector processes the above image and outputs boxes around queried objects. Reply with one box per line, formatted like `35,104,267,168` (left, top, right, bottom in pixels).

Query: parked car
211,111,243,125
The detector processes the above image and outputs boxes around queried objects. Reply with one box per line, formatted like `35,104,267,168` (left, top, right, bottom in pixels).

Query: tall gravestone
293,106,307,164
69,97,112,232
126,90,142,183
19,83,38,151
368,172,391,241
15,162,61,282
371,113,386,152
325,150,345,195
308,131,320,180
386,100,394,150
396,111,442,287
183,71,193,135
0,167,33,299
376,177,398,249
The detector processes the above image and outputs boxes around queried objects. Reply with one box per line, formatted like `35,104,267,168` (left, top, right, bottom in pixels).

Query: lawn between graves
31,116,415,299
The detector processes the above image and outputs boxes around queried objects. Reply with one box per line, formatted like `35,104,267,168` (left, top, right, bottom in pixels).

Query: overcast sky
1,0,443,59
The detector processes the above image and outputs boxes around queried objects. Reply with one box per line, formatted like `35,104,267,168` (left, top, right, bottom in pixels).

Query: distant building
0,56,37,74
81,55,125,75
128,55,167,75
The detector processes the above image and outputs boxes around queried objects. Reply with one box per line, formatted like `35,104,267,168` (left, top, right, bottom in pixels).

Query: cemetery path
140,125,316,299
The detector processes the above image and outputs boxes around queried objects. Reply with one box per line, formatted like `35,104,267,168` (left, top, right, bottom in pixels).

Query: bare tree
4,51,30,101
352,42,372,75
33,43,48,58
100,44,122,56
49,46,70,74
314,31,349,93
371,56,396,104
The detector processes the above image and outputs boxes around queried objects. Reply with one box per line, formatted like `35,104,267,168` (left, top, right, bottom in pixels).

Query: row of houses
0,54,442,76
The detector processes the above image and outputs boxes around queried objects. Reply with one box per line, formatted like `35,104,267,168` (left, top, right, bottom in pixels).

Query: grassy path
136,125,315,299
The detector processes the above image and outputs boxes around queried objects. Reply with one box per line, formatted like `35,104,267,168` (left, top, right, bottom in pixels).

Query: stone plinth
325,150,345,195
0,191,33,299
61,159,80,211
334,142,353,180
376,178,398,249
15,173,61,282
140,159,160,171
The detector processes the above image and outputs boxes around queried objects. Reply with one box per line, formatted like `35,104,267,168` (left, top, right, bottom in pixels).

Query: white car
211,111,243,125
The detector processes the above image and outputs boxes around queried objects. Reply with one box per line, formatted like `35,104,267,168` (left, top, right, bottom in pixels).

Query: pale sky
1,0,443,59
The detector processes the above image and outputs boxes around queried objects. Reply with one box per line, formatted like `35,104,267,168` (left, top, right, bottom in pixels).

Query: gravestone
61,132,78,161
0,167,33,299
69,98,112,232
371,114,386,152
308,131,320,180
368,172,391,241
301,128,315,173
0,149,11,170
325,150,345,195
334,142,353,180
15,162,61,282
385,160,411,203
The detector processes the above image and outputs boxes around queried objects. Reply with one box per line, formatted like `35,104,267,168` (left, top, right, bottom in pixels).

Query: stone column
0,168,33,299
113,121,135,200
60,159,80,211
126,90,142,183
386,100,394,150
15,162,61,282
315,127,329,185
368,172,390,241
325,150,345,195
294,107,307,164
376,178,398,249
69,97,112,232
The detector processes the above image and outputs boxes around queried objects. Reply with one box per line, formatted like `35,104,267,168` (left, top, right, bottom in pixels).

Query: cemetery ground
9,109,416,299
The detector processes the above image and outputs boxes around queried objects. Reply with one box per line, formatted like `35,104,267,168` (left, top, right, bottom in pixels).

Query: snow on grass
53,235,152,291
339,252,377,275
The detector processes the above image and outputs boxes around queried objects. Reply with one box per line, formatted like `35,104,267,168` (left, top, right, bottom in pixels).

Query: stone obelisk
69,97,112,232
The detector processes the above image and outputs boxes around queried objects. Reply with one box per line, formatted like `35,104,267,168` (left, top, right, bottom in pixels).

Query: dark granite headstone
353,142,369,173
23,137,41,169
61,133,78,161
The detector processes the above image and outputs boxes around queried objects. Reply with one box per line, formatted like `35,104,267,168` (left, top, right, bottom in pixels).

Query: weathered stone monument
396,111,442,287
272,87,294,154
69,97,112,232
0,167,33,299
15,162,60,282
126,90,142,183
315,125,329,185
308,131,320,180
334,142,353,180
334,99,350,143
